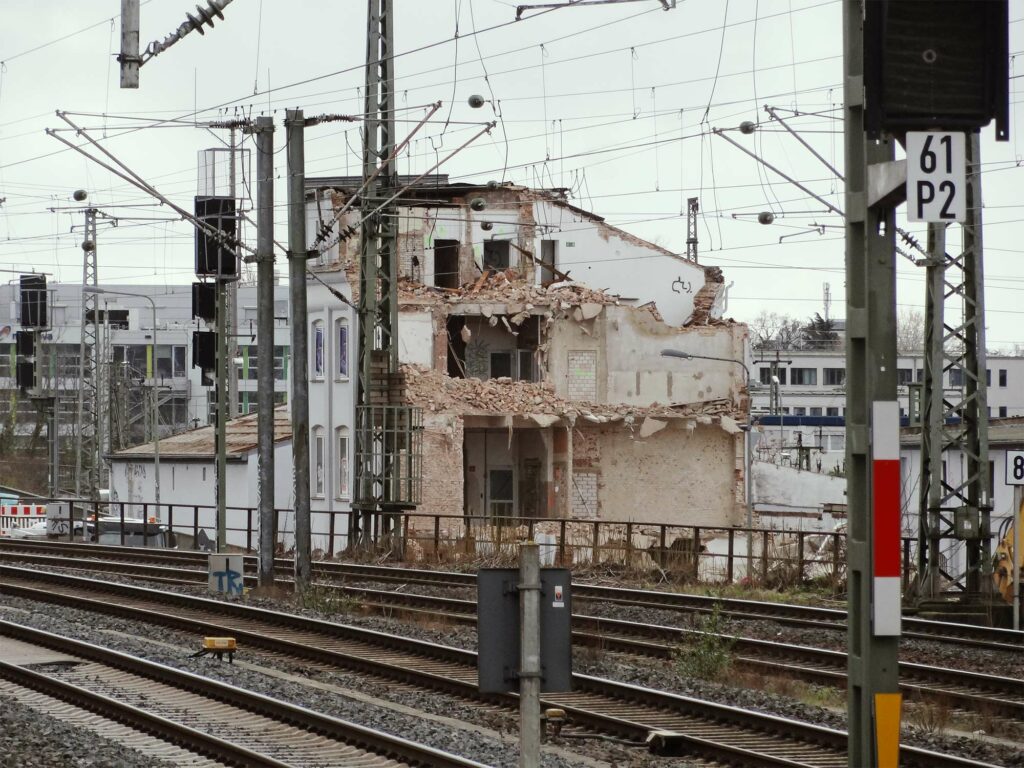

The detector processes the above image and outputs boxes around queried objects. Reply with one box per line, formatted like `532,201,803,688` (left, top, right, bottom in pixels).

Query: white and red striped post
872,401,901,637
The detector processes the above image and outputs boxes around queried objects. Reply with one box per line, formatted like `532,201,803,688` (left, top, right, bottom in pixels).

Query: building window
312,321,325,379
790,367,817,385
810,407,822,416
483,240,510,271
335,320,349,379
490,351,512,379
949,367,964,387
986,369,992,386
826,407,839,417
793,406,807,416
336,427,350,499
759,367,786,385
823,367,845,386
829,433,846,452
897,368,913,385
313,427,325,497
274,345,288,381
916,368,924,382
999,406,1008,418
999,369,1007,387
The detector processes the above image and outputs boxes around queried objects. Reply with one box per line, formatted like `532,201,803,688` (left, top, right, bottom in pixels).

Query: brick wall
571,472,599,517
416,414,464,518
567,350,598,400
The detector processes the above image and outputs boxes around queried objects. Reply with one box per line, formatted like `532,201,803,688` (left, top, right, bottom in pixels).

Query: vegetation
672,603,734,680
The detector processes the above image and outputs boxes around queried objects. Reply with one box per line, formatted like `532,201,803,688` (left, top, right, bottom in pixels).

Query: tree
750,311,806,351
896,308,925,354
803,312,840,350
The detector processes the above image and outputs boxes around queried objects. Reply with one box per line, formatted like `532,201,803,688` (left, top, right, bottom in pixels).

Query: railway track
1,545,1018,722
0,617,484,768
2,538,1020,653
0,563,1001,768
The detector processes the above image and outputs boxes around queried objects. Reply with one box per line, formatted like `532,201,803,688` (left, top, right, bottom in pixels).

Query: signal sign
906,131,966,223
1006,450,1024,486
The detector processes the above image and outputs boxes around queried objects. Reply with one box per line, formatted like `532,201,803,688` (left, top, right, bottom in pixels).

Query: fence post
625,522,633,569
592,521,600,564
902,537,911,591
193,505,199,551
247,508,253,552
91,500,99,543
692,526,701,579
761,529,770,584
832,532,841,591
400,514,408,562
659,525,667,569
797,532,805,584
143,505,149,548
559,519,567,565
727,528,735,584
119,502,126,546
168,505,174,545
328,510,336,559
527,519,534,542
433,514,441,561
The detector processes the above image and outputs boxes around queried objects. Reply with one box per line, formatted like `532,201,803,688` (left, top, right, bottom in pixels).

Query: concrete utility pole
227,127,240,419
518,542,541,768
842,3,899,764
253,115,276,586
286,109,312,590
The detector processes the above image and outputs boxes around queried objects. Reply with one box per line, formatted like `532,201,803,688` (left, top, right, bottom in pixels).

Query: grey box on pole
477,567,572,693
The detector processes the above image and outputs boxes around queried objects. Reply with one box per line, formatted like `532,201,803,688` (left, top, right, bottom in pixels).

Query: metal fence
15,497,926,591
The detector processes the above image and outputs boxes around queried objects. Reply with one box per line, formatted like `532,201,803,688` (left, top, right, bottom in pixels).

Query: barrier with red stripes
872,401,901,637
0,503,47,535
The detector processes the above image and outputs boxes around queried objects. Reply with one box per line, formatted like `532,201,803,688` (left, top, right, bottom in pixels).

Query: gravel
0,696,177,768
4,561,1023,767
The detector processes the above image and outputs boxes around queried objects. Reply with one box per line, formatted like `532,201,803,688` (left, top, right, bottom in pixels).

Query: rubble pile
399,270,629,313
402,364,737,423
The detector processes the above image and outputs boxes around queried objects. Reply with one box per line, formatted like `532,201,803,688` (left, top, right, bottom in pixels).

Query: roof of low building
110,405,292,460
900,416,1024,448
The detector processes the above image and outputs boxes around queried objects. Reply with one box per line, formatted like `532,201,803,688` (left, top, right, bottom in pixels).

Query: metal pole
254,115,276,586
286,109,311,590
216,277,227,551
1014,487,1022,632
919,222,946,598
119,0,141,89
745,425,753,578
227,126,240,420
843,1,900,764
518,541,541,768
151,298,160,514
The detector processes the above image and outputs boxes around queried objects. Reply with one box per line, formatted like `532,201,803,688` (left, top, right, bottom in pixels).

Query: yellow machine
992,497,1023,606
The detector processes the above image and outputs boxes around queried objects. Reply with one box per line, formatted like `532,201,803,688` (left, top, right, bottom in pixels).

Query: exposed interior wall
575,421,741,527
531,201,705,326
546,305,748,409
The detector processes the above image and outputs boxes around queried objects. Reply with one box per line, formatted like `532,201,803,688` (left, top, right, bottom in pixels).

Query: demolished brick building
310,178,750,535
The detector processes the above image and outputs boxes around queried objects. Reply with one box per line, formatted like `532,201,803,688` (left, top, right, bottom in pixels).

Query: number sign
906,131,966,223
1006,450,1024,486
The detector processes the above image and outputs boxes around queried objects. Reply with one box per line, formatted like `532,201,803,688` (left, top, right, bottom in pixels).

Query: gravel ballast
2,561,1022,767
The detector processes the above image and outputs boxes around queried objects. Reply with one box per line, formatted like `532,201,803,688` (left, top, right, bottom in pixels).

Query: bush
672,603,734,680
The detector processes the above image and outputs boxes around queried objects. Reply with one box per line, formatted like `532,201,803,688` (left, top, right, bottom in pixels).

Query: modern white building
748,349,1024,472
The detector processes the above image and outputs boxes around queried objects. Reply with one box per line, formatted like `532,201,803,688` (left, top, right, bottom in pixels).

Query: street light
83,287,160,515
661,349,756,577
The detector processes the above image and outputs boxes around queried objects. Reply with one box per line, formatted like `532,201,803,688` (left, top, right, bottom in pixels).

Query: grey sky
0,1,1021,349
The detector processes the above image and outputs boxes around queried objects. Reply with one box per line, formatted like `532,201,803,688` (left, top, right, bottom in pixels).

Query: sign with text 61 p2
906,131,966,223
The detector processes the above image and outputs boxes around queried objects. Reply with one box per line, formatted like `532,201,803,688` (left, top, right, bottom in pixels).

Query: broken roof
110,406,292,460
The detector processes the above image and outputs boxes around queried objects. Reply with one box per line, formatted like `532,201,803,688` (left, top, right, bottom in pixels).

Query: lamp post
661,349,755,577
84,287,160,515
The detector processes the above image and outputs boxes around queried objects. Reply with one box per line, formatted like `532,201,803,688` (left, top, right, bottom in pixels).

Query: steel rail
0,617,486,768
0,564,999,768
0,657,289,768
2,539,1021,652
